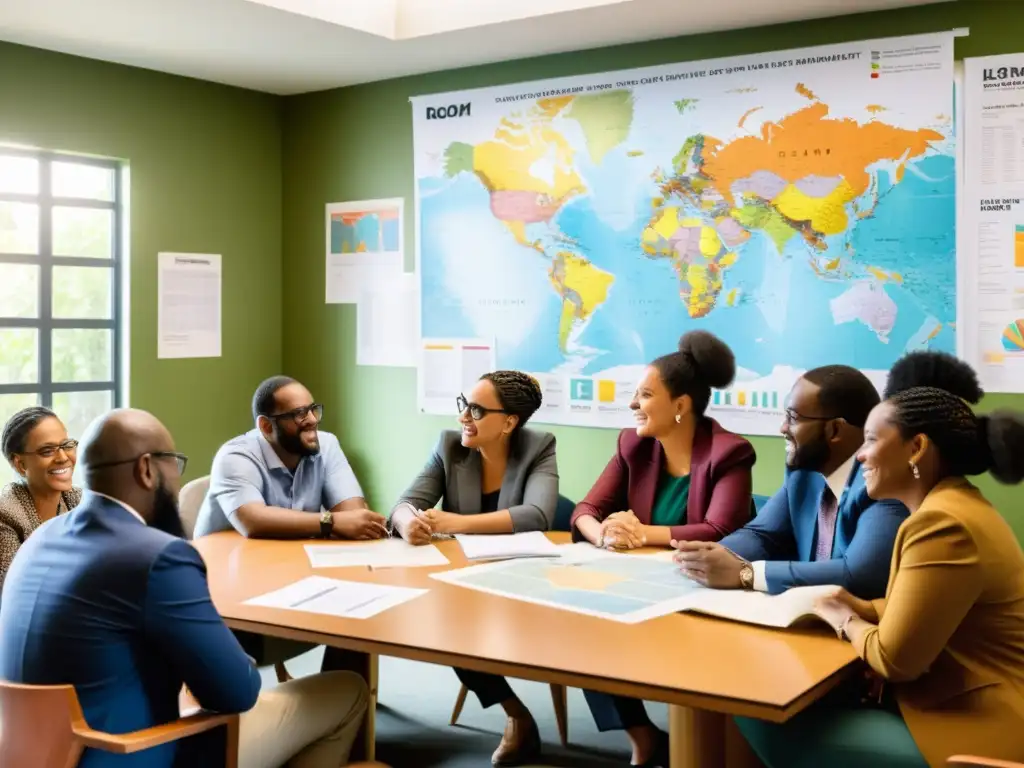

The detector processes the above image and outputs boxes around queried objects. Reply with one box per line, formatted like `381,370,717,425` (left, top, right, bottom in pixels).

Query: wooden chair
949,758,1024,767
0,680,239,768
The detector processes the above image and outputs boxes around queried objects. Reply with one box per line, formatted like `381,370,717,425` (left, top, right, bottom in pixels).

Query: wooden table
194,532,858,768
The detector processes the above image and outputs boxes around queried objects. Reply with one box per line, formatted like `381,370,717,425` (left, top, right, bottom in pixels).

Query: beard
277,426,320,457
787,433,830,473
152,474,186,539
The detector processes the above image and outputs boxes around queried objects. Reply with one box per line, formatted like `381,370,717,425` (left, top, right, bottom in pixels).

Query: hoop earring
910,461,920,480
675,414,682,424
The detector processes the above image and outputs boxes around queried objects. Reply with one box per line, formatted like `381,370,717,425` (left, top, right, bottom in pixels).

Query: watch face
320,511,331,524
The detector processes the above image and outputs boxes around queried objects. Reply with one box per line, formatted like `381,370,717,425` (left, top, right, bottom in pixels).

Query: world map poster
411,33,957,434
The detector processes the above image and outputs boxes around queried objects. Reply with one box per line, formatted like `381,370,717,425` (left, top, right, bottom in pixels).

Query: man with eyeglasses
194,375,385,540
673,365,908,600
0,408,369,768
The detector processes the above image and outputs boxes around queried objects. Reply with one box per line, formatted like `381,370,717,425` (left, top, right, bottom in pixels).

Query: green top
650,469,691,527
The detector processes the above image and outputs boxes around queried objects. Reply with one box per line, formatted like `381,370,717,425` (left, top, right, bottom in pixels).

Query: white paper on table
157,252,221,359
325,199,405,304
304,539,449,569
356,272,418,367
244,575,427,619
455,531,561,562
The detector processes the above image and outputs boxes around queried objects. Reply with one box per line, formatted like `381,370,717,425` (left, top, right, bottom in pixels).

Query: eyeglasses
264,404,324,425
20,439,78,459
783,408,843,426
87,451,189,475
456,394,507,421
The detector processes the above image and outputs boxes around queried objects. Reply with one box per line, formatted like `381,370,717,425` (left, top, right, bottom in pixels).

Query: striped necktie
814,486,838,561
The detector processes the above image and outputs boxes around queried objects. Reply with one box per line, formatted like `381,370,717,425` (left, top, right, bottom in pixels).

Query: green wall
282,0,1024,537
0,42,284,478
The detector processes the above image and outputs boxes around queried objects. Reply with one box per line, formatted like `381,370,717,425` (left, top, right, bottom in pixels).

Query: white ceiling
0,0,950,95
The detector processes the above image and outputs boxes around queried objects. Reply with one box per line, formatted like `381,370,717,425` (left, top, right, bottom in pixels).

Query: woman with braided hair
391,369,556,766
738,351,1024,768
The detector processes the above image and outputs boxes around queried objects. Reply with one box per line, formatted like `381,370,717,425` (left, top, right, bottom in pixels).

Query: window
0,150,124,483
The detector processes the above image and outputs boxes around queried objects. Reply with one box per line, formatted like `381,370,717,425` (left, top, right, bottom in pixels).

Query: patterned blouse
0,481,83,588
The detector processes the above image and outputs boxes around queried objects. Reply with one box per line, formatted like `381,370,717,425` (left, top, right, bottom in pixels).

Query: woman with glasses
0,406,82,588
391,369,556,766
737,351,1024,768
570,330,755,767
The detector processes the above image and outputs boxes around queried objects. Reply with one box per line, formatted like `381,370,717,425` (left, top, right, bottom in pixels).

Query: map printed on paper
431,547,705,624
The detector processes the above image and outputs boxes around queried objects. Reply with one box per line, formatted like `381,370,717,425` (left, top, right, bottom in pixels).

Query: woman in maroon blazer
571,330,756,766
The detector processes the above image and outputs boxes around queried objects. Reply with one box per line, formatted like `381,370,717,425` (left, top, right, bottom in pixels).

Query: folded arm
852,510,982,682
719,486,796,565
571,434,628,544
761,498,905,598
144,540,261,714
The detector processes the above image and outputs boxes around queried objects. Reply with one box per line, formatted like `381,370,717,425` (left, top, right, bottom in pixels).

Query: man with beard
673,365,908,599
0,408,369,768
194,375,385,540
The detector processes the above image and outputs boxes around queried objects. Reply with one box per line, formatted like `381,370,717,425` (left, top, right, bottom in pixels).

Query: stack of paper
304,539,450,570
455,531,562,562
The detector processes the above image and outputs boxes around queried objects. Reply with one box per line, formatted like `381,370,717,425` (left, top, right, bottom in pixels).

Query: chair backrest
0,681,87,768
179,475,211,540
552,494,575,532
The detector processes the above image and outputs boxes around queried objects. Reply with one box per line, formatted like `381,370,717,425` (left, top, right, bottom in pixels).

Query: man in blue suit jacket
0,409,367,768
674,366,908,599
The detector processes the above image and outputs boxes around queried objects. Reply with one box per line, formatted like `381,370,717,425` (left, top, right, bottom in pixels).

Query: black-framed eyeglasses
87,451,189,475
20,439,79,459
783,408,843,426
264,404,324,425
456,394,507,421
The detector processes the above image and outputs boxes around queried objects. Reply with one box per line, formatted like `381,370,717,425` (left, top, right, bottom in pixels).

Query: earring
675,414,682,424
910,461,920,480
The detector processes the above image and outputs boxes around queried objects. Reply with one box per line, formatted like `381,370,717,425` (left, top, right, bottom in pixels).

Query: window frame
0,147,124,412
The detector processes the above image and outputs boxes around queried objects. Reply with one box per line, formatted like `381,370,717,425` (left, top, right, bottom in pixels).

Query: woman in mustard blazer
737,351,1024,768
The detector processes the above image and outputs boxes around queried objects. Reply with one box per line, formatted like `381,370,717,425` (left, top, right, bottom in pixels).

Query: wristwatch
319,509,333,539
739,562,754,589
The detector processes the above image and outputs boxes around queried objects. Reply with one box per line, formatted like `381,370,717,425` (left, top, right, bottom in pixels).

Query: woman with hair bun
391,369,557,766
738,351,1024,768
570,331,756,766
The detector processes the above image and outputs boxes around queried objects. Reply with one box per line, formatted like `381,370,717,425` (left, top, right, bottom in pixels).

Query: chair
0,680,238,768
949,759,1024,767
178,474,211,540
449,494,575,745
178,474,290,684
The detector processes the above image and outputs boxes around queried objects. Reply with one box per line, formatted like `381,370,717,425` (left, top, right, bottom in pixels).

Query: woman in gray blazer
391,370,557,766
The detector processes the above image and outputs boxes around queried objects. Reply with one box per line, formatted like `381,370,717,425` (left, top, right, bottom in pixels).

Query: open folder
455,531,562,562
680,583,843,629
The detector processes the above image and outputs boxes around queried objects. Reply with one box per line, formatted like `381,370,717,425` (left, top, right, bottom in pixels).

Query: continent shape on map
650,97,945,324
442,91,634,348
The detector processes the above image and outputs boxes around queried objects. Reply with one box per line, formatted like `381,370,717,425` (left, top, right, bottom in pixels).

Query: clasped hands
598,510,647,550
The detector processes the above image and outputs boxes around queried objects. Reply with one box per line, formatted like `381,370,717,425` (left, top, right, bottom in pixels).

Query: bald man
0,409,368,768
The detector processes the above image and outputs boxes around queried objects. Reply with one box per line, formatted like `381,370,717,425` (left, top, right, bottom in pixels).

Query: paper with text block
244,576,426,619
157,252,221,359
456,531,562,562
304,539,449,569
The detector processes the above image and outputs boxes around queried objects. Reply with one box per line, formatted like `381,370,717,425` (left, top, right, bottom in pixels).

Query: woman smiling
0,407,82,588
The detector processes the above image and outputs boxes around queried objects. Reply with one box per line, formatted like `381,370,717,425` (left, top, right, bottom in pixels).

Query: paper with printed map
412,33,957,435
431,544,836,625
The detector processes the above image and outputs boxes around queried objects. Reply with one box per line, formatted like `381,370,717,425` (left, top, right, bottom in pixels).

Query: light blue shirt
193,429,363,538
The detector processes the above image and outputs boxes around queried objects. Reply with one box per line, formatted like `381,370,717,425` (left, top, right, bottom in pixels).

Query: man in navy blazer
0,409,367,768
674,366,908,599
